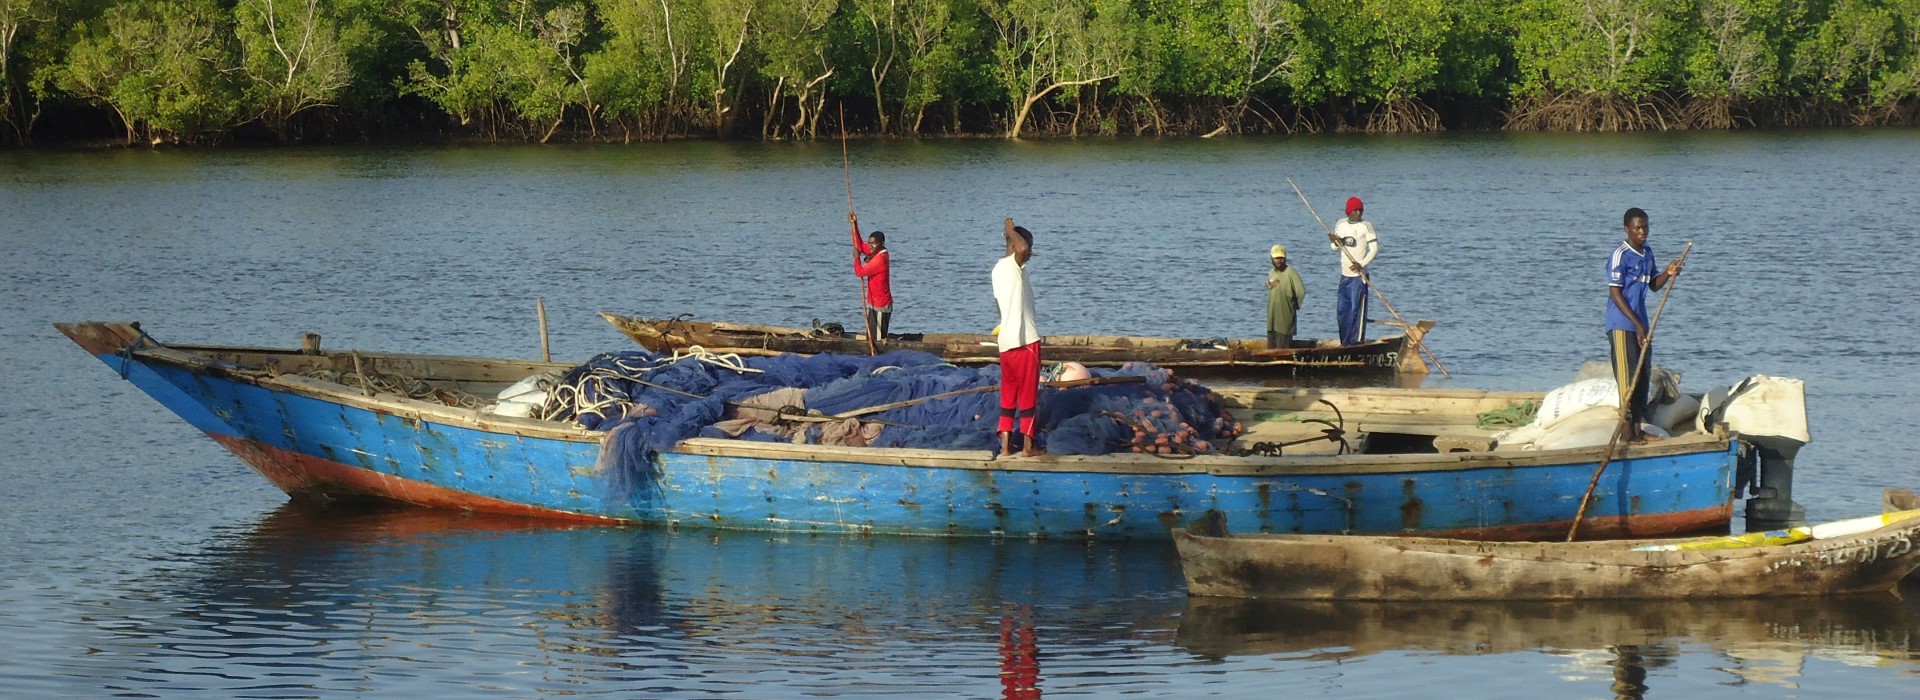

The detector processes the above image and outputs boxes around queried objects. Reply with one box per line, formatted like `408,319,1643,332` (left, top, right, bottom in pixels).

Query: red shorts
998,342,1041,434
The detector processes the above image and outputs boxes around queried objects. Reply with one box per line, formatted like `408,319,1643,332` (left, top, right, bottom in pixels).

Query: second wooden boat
601,312,1435,377
1174,509,1920,600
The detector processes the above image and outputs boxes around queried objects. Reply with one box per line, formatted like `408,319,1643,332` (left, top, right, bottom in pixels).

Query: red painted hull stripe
208,434,617,524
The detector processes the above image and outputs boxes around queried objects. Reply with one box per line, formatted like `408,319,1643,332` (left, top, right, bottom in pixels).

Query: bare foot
1022,447,1046,458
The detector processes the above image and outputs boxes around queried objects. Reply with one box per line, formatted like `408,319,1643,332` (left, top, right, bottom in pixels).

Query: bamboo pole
1567,241,1693,541
1285,178,1450,377
840,103,877,356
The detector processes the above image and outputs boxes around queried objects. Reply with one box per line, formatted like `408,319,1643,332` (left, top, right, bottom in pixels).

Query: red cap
1346,197,1363,214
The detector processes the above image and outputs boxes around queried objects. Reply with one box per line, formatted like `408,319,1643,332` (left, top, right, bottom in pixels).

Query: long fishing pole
1566,241,1693,541
840,103,876,356
1285,178,1449,377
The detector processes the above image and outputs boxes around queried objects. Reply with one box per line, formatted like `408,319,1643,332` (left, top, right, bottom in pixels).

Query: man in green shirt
1266,244,1305,350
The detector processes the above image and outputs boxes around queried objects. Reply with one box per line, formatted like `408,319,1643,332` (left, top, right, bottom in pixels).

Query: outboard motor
1705,376,1809,530
1742,434,1805,529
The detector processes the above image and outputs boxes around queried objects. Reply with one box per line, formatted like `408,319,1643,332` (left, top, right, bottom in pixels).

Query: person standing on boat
993,218,1044,458
1606,207,1685,444
1265,244,1305,350
1329,196,1378,346
850,212,893,341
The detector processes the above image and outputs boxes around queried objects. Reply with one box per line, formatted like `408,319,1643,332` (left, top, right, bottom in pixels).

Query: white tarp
1703,375,1811,443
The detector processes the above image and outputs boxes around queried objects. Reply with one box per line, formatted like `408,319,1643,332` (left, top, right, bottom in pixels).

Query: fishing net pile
503,348,1245,484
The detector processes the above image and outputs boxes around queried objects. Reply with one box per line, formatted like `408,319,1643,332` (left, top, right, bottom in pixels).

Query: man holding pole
1606,207,1685,444
993,218,1043,458
850,212,892,341
1330,197,1378,346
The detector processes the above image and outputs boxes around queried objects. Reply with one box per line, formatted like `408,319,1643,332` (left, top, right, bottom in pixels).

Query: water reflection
78,503,1187,697
1177,593,1920,692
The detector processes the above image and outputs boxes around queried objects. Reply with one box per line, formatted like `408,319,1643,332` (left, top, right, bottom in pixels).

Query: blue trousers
1337,276,1369,346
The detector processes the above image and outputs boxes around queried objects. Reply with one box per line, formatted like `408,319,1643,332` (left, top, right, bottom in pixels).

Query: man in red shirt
850,212,892,341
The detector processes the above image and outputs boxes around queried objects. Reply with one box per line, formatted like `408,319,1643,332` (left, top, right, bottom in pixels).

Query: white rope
670,345,763,373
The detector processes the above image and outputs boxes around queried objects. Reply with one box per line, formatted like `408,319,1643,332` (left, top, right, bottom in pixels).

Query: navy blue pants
1337,276,1369,346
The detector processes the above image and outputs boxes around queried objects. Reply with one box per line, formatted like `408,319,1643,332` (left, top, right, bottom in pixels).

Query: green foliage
232,0,362,137
8,0,1920,143
1874,0,1920,102
59,0,242,142
1512,0,1695,98
0,0,74,142
985,0,1135,137
1682,0,1796,98
585,0,713,138
754,0,838,138
1791,0,1897,100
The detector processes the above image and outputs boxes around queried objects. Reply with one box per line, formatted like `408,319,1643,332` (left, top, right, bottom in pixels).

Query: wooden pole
349,350,374,397
537,298,551,362
1567,241,1693,541
1285,178,1450,377
841,103,877,356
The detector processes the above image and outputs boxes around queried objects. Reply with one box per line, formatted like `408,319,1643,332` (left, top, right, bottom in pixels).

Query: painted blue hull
68,325,1739,541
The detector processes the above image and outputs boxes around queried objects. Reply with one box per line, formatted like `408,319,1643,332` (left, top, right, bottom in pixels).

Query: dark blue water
4,131,1919,697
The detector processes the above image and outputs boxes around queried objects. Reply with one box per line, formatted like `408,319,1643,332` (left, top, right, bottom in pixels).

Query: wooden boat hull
602,312,1432,377
61,321,1738,540
1173,518,1920,600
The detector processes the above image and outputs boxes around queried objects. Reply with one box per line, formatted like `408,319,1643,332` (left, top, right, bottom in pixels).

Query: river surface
3,132,1919,697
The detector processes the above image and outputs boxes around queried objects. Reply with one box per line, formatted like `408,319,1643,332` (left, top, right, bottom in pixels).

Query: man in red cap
1329,196,1378,346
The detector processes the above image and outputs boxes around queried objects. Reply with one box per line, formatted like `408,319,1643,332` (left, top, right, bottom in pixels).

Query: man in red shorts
993,218,1044,458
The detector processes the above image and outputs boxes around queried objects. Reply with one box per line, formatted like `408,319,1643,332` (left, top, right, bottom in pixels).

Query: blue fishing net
538,350,1243,507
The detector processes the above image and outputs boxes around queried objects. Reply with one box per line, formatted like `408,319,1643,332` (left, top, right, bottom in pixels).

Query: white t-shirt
1331,219,1378,277
992,254,1040,351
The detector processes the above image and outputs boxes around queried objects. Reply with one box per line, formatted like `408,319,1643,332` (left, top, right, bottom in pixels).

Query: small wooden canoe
1174,509,1920,600
601,312,1434,377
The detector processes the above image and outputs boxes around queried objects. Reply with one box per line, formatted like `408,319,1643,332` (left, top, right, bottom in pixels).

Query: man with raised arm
850,212,893,341
992,218,1043,458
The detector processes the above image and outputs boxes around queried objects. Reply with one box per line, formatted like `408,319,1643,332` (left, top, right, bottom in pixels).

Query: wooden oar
1567,241,1693,541
1285,178,1450,377
840,103,877,356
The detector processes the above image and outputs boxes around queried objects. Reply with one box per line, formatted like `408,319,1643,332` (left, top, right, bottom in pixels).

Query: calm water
3,132,1919,697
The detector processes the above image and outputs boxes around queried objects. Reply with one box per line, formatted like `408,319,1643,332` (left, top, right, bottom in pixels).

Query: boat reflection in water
110,503,1187,697
1177,592,1920,694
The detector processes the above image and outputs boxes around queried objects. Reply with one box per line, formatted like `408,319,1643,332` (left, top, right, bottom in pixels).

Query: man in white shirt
1329,196,1378,346
993,218,1044,458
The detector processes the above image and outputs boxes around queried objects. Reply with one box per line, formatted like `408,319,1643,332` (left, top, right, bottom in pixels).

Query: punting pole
1285,177,1449,377
1567,241,1694,541
841,103,877,356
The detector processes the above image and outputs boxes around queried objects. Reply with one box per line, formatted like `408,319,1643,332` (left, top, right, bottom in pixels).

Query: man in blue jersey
1607,207,1685,443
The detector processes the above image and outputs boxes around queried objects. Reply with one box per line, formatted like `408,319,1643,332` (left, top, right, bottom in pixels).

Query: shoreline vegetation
2,0,1917,148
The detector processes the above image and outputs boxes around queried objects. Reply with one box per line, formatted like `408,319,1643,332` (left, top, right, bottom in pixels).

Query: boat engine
1705,376,1809,530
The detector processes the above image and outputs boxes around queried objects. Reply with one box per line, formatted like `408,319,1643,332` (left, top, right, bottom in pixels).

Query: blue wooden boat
59,321,1768,541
